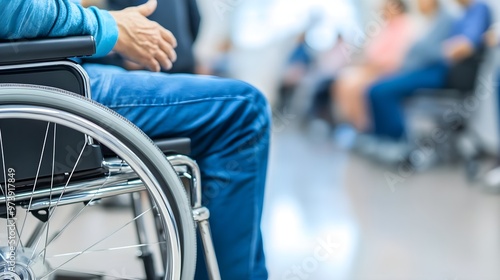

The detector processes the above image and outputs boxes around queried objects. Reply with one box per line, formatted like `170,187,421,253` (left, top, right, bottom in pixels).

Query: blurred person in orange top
333,0,415,132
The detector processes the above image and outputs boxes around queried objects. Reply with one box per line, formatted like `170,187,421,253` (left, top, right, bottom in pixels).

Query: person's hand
443,36,474,63
485,24,500,48
109,0,177,72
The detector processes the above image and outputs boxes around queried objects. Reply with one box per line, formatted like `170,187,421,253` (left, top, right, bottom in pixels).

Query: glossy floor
262,124,500,280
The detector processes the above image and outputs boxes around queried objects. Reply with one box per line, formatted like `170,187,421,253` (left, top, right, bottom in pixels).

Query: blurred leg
83,63,271,280
368,63,448,140
334,67,363,124
334,66,377,130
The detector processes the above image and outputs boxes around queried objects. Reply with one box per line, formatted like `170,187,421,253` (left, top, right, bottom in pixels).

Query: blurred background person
367,0,492,163
352,0,456,159
193,0,233,76
304,34,352,127
333,0,415,133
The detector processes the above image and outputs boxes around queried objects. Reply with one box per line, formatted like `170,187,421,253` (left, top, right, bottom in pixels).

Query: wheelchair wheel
0,85,196,279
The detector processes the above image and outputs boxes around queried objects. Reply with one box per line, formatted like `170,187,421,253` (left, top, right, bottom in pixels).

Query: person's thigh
368,63,449,138
83,63,271,280
370,63,449,101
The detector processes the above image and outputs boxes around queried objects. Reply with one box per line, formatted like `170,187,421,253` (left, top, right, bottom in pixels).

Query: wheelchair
0,36,220,280
405,47,488,179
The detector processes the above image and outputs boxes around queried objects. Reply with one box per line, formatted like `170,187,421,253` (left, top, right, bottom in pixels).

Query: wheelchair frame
0,36,220,280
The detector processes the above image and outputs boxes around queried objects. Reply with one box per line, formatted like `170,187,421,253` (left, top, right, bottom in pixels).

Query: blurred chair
405,47,488,179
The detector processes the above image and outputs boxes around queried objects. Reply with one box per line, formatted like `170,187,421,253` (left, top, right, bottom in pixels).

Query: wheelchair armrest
407,88,468,106
155,138,191,156
406,88,466,114
413,88,464,98
0,36,95,65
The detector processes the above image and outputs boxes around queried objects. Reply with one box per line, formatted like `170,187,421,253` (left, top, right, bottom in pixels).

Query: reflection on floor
262,125,500,280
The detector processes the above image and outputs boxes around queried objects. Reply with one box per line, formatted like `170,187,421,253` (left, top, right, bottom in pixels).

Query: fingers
154,47,173,70
142,42,175,72
154,27,177,70
145,57,161,72
136,0,157,17
159,39,177,63
160,28,177,48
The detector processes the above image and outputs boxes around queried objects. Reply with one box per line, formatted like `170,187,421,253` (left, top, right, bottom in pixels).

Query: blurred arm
485,22,500,48
444,3,491,62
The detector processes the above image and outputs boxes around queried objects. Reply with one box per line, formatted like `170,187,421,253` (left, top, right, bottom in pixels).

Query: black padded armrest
0,36,95,65
413,88,465,98
155,138,191,156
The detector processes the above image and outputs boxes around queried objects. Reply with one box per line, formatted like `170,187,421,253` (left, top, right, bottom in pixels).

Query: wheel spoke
50,268,144,280
43,159,127,249
0,128,9,242
18,122,51,246
33,175,112,260
47,241,167,258
43,123,57,264
28,136,87,263
40,207,153,279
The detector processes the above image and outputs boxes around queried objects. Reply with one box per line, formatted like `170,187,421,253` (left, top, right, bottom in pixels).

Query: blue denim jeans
368,62,449,139
83,63,270,280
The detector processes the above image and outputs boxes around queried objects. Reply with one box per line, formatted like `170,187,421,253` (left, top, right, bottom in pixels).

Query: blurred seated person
278,36,313,111
290,34,351,125
0,1,270,279
333,0,415,131
367,0,492,160
91,0,201,73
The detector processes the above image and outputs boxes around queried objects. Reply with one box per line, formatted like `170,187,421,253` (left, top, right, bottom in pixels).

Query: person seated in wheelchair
365,0,493,163
0,0,270,279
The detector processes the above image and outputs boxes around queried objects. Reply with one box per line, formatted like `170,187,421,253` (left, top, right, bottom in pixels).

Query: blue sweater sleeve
0,0,118,57
461,2,492,49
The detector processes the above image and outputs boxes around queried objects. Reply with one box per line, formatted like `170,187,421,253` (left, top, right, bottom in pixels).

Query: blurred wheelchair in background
405,47,490,179
0,36,220,279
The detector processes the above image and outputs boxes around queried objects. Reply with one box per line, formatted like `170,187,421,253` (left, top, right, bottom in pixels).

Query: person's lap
368,62,449,139
83,63,270,280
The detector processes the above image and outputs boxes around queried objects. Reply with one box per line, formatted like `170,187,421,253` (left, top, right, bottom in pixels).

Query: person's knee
230,79,271,129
